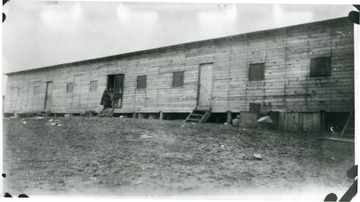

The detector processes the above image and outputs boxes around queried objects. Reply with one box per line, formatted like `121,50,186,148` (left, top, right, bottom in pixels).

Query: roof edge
5,16,350,76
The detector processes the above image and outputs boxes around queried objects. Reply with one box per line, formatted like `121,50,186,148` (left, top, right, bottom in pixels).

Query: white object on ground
140,134,153,139
254,153,262,160
256,116,273,123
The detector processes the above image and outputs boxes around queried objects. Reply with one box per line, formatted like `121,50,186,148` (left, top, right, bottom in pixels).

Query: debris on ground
10,111,19,119
119,115,126,119
34,116,45,120
232,118,239,127
256,116,275,129
10,114,18,119
81,110,96,117
47,119,62,126
140,134,153,139
257,116,273,123
64,114,72,118
254,153,263,160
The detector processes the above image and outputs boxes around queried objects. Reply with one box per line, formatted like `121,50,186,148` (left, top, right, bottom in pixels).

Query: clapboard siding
4,17,354,114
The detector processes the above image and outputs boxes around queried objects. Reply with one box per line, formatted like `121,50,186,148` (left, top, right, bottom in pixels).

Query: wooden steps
97,108,114,117
184,107,211,123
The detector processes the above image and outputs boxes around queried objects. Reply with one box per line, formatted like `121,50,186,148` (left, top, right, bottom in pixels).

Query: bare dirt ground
2,116,355,199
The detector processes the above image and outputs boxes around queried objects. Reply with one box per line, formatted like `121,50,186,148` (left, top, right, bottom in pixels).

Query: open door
44,81,53,111
197,64,213,107
107,74,125,108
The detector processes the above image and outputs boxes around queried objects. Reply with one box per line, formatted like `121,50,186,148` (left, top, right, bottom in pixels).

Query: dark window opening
249,63,265,81
172,71,184,87
137,75,147,89
310,57,331,77
66,83,73,93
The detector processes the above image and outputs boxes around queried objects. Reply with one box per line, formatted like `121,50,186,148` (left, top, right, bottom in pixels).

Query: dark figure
100,88,113,109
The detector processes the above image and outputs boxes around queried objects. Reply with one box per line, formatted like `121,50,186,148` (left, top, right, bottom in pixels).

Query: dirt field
2,116,355,199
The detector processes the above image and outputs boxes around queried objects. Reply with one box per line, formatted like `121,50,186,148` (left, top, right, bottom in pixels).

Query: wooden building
4,17,354,132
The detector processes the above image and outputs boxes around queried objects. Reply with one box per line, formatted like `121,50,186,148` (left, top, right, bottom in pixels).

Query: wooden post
159,111,163,120
226,111,232,124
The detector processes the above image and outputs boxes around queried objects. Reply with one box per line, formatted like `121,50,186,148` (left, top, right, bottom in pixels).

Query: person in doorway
108,88,114,107
100,88,113,109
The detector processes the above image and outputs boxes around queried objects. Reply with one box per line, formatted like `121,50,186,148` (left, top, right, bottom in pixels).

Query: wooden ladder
340,109,355,137
97,108,114,117
184,107,211,123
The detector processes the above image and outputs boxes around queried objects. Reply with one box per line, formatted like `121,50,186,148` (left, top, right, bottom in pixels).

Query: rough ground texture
2,117,355,199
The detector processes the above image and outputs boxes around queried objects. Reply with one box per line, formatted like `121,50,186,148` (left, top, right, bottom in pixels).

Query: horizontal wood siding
4,18,354,114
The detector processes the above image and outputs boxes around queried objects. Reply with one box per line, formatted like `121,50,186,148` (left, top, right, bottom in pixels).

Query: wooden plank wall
4,17,354,114
278,112,322,132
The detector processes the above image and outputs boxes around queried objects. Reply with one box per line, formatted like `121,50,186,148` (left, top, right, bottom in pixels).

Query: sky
1,1,356,95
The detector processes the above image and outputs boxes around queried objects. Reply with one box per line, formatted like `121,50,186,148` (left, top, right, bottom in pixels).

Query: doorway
107,74,125,108
197,63,213,107
44,81,53,111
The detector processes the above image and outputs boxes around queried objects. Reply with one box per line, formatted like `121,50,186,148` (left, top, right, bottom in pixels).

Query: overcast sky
1,1,356,94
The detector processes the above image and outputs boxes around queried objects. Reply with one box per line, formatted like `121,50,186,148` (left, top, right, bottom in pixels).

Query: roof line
5,16,349,75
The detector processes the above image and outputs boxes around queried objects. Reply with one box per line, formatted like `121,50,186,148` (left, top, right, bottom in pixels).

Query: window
249,103,261,113
249,63,265,81
137,75,147,89
33,81,41,95
34,86,40,95
89,80,97,92
66,83,73,93
172,71,184,87
310,57,331,77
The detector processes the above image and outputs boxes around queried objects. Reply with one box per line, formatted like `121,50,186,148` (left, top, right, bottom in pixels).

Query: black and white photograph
1,0,359,201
